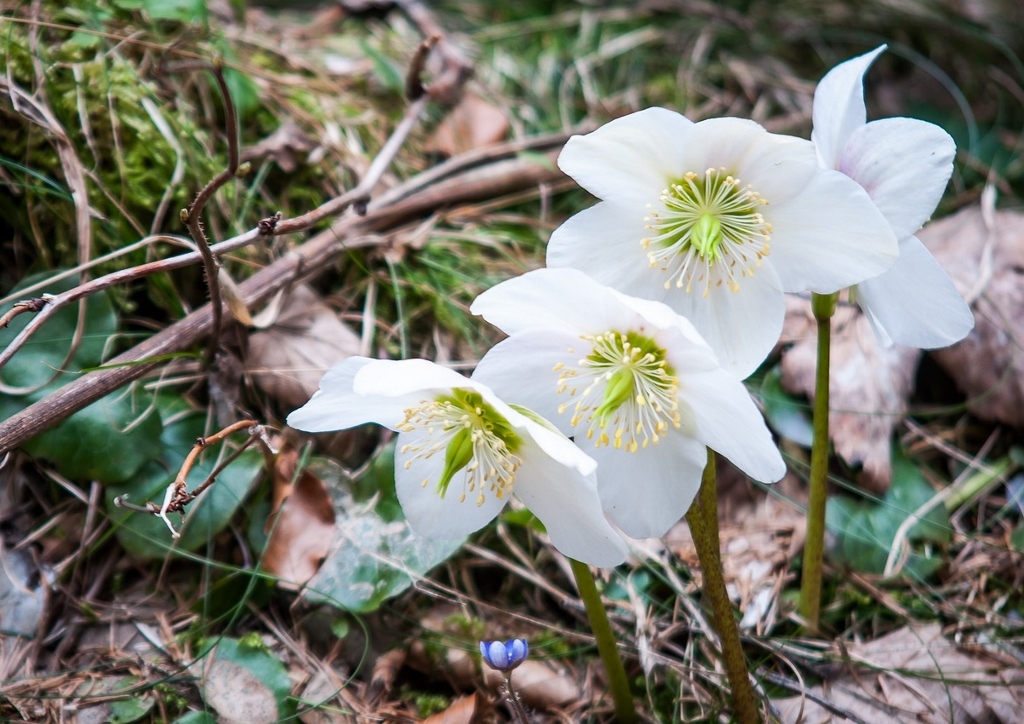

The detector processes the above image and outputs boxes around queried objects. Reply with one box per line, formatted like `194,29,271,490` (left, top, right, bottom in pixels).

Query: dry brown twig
173,58,245,371
113,419,275,537
0,11,584,457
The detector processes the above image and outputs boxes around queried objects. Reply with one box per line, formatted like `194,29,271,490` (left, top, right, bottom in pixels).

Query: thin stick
0,149,566,455
177,60,241,370
114,419,266,537
0,298,47,329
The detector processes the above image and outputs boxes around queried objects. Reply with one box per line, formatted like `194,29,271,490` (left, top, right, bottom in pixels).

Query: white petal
547,201,659,292
287,357,405,431
515,411,599,477
395,438,506,538
691,120,818,204
812,45,887,169
679,368,786,482
514,443,628,567
675,268,786,379
471,268,637,337
354,358,473,397
590,436,709,539
855,235,975,348
840,118,955,239
558,107,694,208
767,167,898,293
472,333,580,439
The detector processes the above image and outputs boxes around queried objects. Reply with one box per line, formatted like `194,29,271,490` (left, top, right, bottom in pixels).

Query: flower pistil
555,331,681,452
399,389,523,506
642,167,772,297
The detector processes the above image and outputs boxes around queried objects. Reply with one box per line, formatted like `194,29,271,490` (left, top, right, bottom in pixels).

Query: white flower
547,108,899,378
812,45,974,347
286,357,628,567
471,268,786,539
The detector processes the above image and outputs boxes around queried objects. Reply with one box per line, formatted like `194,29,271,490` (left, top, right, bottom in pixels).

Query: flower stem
569,558,637,724
502,674,531,724
798,291,838,633
685,450,761,724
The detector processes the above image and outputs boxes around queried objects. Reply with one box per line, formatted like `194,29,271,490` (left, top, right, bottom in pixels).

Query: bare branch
0,137,570,455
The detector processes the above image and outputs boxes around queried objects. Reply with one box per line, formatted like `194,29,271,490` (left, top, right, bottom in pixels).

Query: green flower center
554,330,680,452
398,389,523,506
642,167,772,296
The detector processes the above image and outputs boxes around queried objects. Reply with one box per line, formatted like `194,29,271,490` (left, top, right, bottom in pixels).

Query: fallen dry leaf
263,449,336,588
429,90,510,156
925,205,1024,426
484,659,581,710
421,692,492,724
780,302,920,493
240,118,317,173
665,490,803,635
772,623,1024,723
780,204,1024,491
197,653,281,724
247,284,362,411
299,667,361,724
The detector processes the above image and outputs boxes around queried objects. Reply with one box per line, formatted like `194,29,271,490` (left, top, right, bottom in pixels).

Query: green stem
569,558,637,724
686,450,761,724
798,291,838,633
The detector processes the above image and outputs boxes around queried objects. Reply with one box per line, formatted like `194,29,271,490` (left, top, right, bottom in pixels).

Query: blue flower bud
479,638,529,672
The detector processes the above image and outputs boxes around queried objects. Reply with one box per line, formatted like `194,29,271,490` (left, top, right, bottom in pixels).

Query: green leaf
759,367,813,448
195,637,294,722
172,713,217,724
0,272,117,389
359,39,405,94
119,0,208,23
107,696,155,724
19,391,163,483
105,398,264,558
826,444,950,579
222,67,260,120
0,273,162,483
303,459,463,612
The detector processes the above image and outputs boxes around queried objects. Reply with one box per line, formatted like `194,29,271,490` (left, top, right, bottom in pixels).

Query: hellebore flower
547,108,899,378
471,268,786,539
287,357,628,567
812,45,974,347
480,638,529,672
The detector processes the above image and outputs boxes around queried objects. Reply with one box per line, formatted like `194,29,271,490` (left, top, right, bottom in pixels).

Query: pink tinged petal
547,201,664,295
394,439,506,538
840,118,956,239
674,268,786,380
591,435,709,539
767,167,898,293
812,45,887,169
471,268,638,337
558,107,695,208
514,444,628,567
855,235,975,348
678,368,786,482
471,332,581,439
287,357,407,431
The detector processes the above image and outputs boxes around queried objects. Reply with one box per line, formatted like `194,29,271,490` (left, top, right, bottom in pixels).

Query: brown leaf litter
778,203,1024,493
262,448,337,589
772,623,1024,723
246,284,363,411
